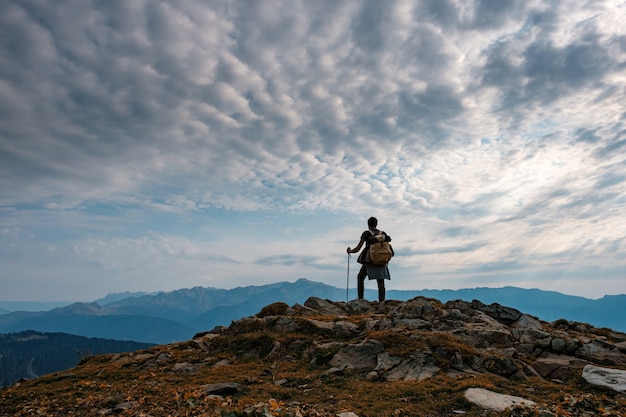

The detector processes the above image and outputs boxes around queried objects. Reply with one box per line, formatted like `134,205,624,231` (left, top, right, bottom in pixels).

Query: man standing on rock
346,217,392,302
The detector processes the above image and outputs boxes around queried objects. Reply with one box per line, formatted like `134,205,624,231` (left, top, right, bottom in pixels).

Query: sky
1,0,626,302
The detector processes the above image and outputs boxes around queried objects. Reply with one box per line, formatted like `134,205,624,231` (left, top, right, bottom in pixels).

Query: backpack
368,230,393,265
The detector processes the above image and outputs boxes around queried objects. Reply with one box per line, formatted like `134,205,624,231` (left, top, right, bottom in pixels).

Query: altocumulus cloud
1,0,625,300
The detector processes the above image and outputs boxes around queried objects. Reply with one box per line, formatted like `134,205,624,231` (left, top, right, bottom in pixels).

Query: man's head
368,217,378,228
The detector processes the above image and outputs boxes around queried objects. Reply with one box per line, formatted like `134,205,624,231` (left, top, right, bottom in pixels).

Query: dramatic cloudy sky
1,0,626,301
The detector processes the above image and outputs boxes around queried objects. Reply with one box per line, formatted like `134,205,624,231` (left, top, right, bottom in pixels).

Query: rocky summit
2,296,626,416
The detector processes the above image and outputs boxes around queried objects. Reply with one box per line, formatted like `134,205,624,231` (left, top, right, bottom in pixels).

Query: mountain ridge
1,280,624,345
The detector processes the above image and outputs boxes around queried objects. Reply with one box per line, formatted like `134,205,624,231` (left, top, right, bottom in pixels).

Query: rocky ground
1,296,625,416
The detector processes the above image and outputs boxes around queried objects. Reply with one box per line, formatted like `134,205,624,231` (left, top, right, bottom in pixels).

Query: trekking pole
346,253,351,303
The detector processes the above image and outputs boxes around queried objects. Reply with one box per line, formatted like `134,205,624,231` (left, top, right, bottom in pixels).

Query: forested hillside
0,330,154,387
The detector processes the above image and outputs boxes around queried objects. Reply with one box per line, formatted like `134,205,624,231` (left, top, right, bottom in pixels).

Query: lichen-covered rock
582,364,626,392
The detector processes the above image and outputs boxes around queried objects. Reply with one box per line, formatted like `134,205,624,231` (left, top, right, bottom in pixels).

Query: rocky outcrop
183,296,626,414
196,296,626,387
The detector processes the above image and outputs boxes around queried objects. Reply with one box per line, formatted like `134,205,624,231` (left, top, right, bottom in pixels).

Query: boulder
172,362,204,374
531,355,587,380
576,340,626,365
462,312,513,347
512,314,543,331
471,300,522,324
375,349,440,381
304,297,348,316
273,316,301,333
397,297,440,319
329,339,385,370
347,299,372,313
334,320,360,337
582,364,626,392
464,387,536,411
202,382,246,396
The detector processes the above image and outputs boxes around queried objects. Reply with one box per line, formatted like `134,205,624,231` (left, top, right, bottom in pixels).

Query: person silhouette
346,217,392,302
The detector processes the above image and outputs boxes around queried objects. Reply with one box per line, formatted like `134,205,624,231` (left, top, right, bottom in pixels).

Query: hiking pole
346,253,351,303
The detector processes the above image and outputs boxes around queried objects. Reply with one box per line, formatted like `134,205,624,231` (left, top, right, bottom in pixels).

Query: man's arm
347,238,365,254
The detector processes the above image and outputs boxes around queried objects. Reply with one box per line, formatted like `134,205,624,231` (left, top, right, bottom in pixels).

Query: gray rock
394,317,431,330
304,297,348,316
325,366,347,376
551,338,566,352
386,359,440,381
329,339,385,370
565,338,581,353
334,320,360,337
463,313,513,347
476,355,519,377
535,337,552,349
532,355,586,380
471,301,522,324
445,308,471,321
577,341,609,356
363,318,380,331
582,364,626,392
512,314,543,331
576,340,626,364
307,319,335,331
365,371,378,380
202,382,246,395
464,387,536,411
347,299,372,313
375,349,439,381
212,358,231,367
172,362,204,373
375,352,402,372
274,316,301,333
398,297,440,319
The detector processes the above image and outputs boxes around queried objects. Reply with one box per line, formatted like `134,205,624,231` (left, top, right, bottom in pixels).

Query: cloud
1,0,626,300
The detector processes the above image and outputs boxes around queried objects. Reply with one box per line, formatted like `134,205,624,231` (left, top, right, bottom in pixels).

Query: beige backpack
368,230,393,265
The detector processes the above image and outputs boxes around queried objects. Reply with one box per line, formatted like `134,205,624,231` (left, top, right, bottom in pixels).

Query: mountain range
1,279,624,344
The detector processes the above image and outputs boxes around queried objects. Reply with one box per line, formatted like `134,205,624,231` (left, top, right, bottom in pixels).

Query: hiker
346,216,393,302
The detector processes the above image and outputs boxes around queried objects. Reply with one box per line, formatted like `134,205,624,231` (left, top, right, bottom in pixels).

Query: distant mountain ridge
93,291,156,305
0,301,74,312
0,279,624,345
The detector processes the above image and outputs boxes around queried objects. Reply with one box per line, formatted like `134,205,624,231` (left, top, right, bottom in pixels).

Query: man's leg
377,279,385,302
357,264,367,299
